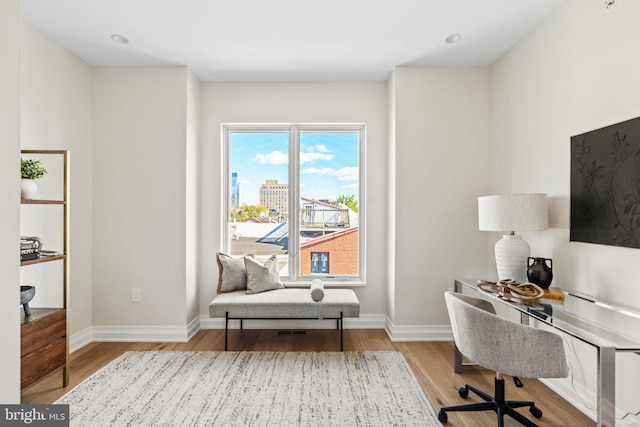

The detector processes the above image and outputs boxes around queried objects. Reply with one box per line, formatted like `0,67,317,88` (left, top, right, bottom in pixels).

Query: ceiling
21,0,565,82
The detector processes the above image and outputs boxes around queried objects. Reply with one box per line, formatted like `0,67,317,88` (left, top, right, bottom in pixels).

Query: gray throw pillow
216,252,252,294
310,279,325,302
245,255,285,294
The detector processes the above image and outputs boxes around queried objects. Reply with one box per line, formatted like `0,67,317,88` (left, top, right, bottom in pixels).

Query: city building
259,179,288,216
231,172,239,209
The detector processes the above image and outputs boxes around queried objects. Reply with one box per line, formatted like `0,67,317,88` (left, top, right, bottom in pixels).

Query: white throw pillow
310,279,325,302
216,252,252,294
245,255,285,294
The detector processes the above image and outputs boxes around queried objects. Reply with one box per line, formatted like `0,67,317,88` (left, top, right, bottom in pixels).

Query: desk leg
597,346,616,427
453,279,464,373
454,279,462,293
454,345,463,373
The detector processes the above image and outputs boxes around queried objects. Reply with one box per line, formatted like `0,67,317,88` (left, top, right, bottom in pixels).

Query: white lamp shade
478,193,548,282
478,194,548,232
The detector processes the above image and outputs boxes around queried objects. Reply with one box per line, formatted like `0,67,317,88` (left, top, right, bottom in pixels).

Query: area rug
55,351,440,426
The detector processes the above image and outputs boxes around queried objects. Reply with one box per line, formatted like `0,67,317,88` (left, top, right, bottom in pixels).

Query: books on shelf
20,251,40,262
543,287,565,301
21,236,42,261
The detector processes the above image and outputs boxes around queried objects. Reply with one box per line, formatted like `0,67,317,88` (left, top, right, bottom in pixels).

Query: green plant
336,194,358,213
21,158,48,180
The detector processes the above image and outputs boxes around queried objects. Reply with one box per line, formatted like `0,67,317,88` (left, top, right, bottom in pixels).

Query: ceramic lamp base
495,234,530,283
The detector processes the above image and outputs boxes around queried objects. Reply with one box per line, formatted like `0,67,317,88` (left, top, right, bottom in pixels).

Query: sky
230,131,359,206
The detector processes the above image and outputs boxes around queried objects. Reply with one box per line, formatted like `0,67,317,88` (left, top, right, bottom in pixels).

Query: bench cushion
209,288,360,319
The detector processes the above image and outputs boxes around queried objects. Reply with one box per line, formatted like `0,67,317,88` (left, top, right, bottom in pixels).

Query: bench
209,288,360,351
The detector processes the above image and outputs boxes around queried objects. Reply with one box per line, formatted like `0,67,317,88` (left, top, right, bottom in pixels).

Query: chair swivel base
438,377,543,427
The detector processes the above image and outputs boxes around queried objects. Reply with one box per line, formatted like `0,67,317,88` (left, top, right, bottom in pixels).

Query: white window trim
221,123,366,286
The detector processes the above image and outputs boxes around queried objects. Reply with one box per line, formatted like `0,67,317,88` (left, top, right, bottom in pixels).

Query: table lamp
478,194,548,283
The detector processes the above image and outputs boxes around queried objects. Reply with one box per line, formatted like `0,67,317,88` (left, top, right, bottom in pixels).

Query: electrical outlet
132,288,142,303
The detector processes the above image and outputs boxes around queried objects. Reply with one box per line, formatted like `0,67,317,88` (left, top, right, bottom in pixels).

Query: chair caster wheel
438,409,448,423
530,406,543,419
514,376,524,388
458,387,469,398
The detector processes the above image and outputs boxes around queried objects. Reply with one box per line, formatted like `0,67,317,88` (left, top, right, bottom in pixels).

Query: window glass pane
299,131,359,276
228,132,289,275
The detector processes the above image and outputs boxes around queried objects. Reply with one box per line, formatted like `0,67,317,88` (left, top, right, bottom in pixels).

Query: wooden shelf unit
20,254,66,267
20,149,69,390
20,198,66,205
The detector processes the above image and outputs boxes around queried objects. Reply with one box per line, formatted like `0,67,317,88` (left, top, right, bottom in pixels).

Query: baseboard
186,316,200,340
199,314,386,330
91,324,193,343
540,377,597,422
71,315,449,350
384,316,452,342
69,326,93,354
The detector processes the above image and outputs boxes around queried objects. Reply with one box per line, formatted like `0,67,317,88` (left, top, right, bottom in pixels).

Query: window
223,124,365,284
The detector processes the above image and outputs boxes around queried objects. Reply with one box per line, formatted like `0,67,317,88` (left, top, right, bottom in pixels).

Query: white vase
21,179,38,199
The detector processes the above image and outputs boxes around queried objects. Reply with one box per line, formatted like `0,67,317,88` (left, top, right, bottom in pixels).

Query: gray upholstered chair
438,291,568,427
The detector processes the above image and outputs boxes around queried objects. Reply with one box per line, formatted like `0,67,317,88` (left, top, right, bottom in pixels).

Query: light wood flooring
22,329,594,426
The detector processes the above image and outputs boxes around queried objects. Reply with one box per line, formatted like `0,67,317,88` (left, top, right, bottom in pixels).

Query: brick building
299,227,358,275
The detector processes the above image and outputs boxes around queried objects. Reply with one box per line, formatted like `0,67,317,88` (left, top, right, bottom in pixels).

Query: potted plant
21,158,47,199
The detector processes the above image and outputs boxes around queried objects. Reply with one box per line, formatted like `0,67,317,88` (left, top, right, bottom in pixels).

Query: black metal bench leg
340,312,344,351
225,312,229,351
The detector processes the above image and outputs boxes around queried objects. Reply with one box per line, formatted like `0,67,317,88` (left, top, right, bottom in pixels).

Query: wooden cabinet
20,150,69,390
21,309,67,388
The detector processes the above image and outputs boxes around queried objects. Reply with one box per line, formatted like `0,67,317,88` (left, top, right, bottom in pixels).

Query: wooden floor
22,329,594,426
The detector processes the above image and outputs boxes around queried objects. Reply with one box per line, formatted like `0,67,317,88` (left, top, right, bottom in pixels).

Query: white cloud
341,183,359,189
252,149,334,164
251,151,288,165
301,167,335,175
315,144,332,153
301,166,358,181
333,167,358,181
300,151,334,163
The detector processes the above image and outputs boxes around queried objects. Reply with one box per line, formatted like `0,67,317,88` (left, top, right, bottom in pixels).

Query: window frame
221,123,366,286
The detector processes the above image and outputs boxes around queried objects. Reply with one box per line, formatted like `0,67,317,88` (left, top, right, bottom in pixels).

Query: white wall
186,70,200,325
92,67,191,330
199,82,388,317
20,22,93,339
386,74,397,323
388,67,490,331
490,0,640,422
0,0,22,404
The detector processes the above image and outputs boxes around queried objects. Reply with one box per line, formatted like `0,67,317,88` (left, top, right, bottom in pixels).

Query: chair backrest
445,291,568,379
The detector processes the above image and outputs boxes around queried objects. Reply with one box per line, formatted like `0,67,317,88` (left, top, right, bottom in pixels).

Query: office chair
439,291,568,427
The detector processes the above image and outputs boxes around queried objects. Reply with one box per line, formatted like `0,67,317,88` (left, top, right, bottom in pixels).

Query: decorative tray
477,279,546,304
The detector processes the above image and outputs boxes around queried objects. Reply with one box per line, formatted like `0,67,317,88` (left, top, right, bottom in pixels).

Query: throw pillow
310,278,325,302
216,252,253,294
245,255,285,294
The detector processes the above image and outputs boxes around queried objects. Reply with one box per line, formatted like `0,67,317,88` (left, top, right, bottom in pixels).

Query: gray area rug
56,351,440,426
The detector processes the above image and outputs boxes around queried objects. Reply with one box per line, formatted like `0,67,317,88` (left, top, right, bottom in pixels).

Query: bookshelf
20,149,69,390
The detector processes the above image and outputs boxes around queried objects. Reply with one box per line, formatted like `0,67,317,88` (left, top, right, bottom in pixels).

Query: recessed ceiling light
110,34,129,44
445,34,462,44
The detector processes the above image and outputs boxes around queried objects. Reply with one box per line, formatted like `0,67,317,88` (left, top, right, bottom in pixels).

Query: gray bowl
20,285,35,316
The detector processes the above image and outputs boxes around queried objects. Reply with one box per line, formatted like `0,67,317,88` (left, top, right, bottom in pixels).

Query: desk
454,278,640,427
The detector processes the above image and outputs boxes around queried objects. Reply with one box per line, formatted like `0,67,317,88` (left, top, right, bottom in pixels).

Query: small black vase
527,257,553,289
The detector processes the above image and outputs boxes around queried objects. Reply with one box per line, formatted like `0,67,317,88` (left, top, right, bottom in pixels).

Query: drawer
21,310,66,357
21,338,66,389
